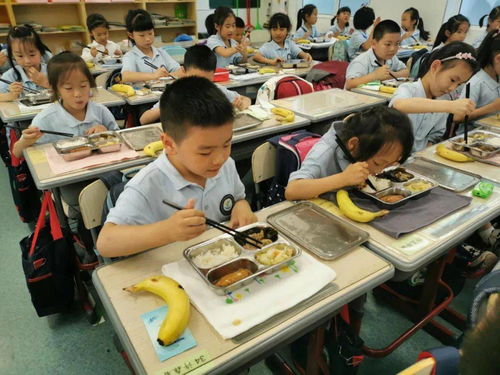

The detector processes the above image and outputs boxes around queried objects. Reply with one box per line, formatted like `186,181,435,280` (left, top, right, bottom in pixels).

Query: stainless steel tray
266,202,368,260
282,59,310,69
183,222,301,295
118,126,163,151
404,157,480,192
448,130,500,165
87,131,122,153
233,113,262,132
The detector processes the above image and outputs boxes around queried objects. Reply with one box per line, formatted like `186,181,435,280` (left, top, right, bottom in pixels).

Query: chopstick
374,60,397,80
0,78,41,94
335,134,377,191
464,83,470,145
144,60,159,70
4,124,74,138
77,41,110,56
162,199,264,248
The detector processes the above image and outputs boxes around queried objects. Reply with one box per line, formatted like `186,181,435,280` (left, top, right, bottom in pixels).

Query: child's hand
303,53,313,62
114,49,122,56
90,47,107,58
0,52,6,67
85,125,108,135
229,200,257,229
340,162,370,187
401,31,413,41
154,67,169,79
26,67,47,87
373,17,381,28
21,127,43,146
303,31,312,40
450,99,476,118
373,65,391,81
232,96,250,110
269,58,282,66
9,82,23,98
167,199,206,241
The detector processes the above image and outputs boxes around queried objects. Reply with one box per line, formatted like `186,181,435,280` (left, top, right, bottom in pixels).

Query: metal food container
468,142,499,159
184,222,301,295
88,131,122,153
282,59,310,69
119,126,163,151
356,169,438,209
57,144,93,161
266,202,369,260
54,136,89,153
233,113,262,132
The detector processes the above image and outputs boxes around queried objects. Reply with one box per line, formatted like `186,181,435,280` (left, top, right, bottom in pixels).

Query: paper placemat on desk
45,145,139,175
162,252,336,339
17,101,52,113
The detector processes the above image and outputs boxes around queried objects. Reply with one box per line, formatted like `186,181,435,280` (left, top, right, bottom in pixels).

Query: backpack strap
417,347,460,375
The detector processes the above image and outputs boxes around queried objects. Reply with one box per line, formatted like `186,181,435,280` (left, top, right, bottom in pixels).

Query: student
81,13,122,62
473,6,500,48
140,45,251,125
13,51,118,158
233,16,248,44
345,20,409,90
285,106,414,201
329,6,353,37
97,77,257,257
400,7,430,47
432,14,470,51
348,6,381,61
458,31,500,121
390,42,478,152
253,13,312,65
121,9,181,83
293,4,320,41
207,6,248,68
0,25,51,102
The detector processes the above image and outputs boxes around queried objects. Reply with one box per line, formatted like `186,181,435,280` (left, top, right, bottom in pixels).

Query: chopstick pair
335,134,377,191
464,83,470,144
143,60,177,80
0,78,41,94
374,60,398,80
162,199,264,249
77,42,110,56
4,124,74,138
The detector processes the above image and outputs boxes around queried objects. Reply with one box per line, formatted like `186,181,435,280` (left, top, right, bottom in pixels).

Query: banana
379,85,396,94
111,83,135,97
86,61,94,69
143,140,163,157
296,39,311,44
336,190,389,223
125,276,190,346
259,67,276,74
271,107,295,122
436,143,473,162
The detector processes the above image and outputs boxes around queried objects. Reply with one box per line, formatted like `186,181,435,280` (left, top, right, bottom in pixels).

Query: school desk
271,88,386,123
92,201,394,375
475,113,500,130
0,88,126,123
351,86,394,101
417,139,500,184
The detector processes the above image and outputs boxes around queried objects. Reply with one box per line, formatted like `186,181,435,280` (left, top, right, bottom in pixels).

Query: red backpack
274,76,314,99
306,61,349,91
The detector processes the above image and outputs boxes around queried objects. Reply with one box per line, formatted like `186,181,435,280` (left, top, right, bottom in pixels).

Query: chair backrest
396,358,435,375
250,29,269,44
94,71,111,88
252,142,276,184
78,180,109,230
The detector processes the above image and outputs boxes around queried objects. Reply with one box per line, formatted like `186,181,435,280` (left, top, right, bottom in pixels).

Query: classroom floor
0,163,476,375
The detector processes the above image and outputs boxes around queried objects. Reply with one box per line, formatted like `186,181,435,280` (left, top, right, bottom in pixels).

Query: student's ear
346,137,359,153
126,32,134,41
161,132,177,155
430,59,442,74
444,30,450,39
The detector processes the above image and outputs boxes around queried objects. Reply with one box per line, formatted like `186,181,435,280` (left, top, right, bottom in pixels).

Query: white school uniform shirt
460,69,500,117
81,40,121,61
289,122,350,182
400,29,421,47
31,101,119,144
389,79,447,152
105,153,246,225
472,30,488,48
347,29,368,61
293,25,320,40
0,63,48,93
258,39,303,61
330,23,351,37
121,45,180,74
207,33,243,68
346,48,406,81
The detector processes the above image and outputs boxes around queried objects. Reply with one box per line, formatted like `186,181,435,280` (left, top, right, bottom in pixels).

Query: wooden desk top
93,202,394,375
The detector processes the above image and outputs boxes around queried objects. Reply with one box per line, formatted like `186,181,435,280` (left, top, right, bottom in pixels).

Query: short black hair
477,30,500,69
159,77,234,141
353,6,375,30
184,45,217,72
87,13,109,32
373,20,401,41
47,51,96,101
340,106,414,164
125,9,154,44
418,41,479,78
213,6,235,27
235,16,245,29
268,13,292,31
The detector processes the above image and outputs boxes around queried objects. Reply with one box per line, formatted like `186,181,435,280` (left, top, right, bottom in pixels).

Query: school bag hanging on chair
20,191,75,317
256,74,313,109
305,61,349,91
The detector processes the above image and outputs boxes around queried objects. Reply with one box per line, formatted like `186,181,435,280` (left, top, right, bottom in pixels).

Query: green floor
0,163,475,375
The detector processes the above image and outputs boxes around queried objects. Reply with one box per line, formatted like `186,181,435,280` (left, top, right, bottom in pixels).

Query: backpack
329,39,349,62
104,68,126,122
409,48,429,79
265,130,321,206
274,76,314,100
306,61,349,91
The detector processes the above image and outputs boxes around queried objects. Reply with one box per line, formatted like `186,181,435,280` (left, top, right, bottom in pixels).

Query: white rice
192,242,238,269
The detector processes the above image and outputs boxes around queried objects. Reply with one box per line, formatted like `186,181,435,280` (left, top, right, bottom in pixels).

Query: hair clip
441,52,476,62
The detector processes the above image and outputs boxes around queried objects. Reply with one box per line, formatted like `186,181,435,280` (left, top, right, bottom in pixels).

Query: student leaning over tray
97,77,257,257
